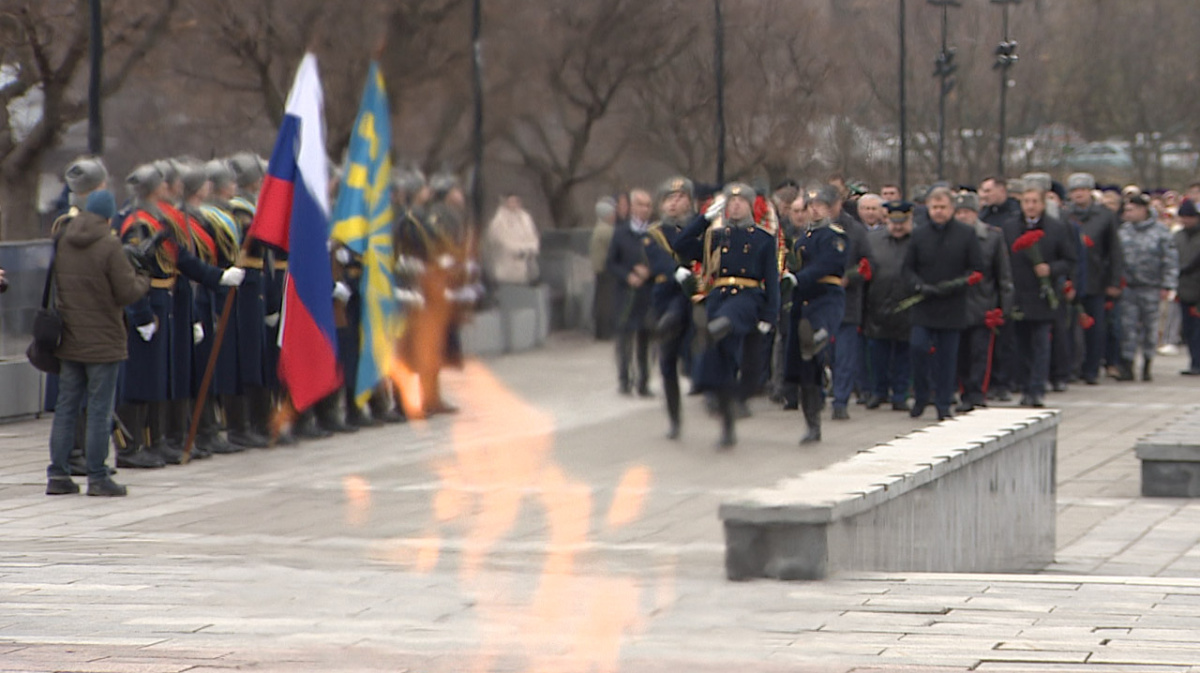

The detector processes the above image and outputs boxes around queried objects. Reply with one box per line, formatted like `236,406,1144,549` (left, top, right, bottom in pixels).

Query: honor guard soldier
225,153,280,444
673,182,780,449
646,177,696,439
117,164,244,468
783,185,847,445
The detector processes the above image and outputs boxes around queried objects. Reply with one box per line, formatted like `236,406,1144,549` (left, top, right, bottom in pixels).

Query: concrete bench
1136,408,1200,497
719,409,1059,581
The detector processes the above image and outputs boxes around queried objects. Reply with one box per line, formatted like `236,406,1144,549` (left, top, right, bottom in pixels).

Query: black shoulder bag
26,237,63,374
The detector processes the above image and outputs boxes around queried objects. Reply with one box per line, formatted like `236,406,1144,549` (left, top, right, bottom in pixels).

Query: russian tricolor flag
249,54,341,412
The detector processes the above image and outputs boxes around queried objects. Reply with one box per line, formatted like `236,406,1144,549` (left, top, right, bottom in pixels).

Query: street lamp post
898,0,907,196
929,0,960,182
470,0,484,229
992,0,1021,177
714,0,726,185
87,0,103,155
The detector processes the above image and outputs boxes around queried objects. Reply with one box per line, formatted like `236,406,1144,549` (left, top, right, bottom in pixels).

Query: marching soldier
1118,192,1179,381
784,185,846,444
673,183,780,449
646,177,696,439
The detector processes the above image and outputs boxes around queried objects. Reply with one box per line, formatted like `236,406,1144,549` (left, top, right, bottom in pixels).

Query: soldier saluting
673,183,780,450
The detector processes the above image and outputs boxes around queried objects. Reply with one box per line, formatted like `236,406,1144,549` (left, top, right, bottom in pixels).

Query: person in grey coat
1175,199,1200,375
953,193,1013,412
1063,173,1124,385
1117,192,1179,382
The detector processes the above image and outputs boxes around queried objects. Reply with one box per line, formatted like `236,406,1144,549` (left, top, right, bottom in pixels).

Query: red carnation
967,271,984,286
1078,312,1096,330
1064,280,1074,295
1105,300,1115,311
1012,229,1045,253
858,257,873,282
984,307,1005,331
1083,234,1095,248
1191,306,1200,319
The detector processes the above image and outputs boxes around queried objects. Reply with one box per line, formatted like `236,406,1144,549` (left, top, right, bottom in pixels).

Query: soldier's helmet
657,176,695,203
206,159,236,193
64,156,108,195
228,152,267,189
429,171,460,198
178,160,210,198
126,164,165,200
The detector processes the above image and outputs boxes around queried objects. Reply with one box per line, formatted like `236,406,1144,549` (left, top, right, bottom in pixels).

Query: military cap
126,164,164,199
429,171,460,196
206,159,236,191
885,200,915,220
178,160,209,198
658,176,695,201
153,159,180,185
64,156,108,195
1021,172,1053,192
1122,184,1143,198
722,182,757,205
847,180,869,197
1126,191,1151,207
807,184,840,207
1179,199,1199,218
1067,172,1096,192
954,192,980,213
228,152,266,188
393,167,427,195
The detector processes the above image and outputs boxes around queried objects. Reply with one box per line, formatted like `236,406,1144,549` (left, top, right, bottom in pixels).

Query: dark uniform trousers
910,326,960,413
956,324,993,406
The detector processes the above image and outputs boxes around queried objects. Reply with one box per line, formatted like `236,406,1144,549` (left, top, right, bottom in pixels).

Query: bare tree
0,0,179,239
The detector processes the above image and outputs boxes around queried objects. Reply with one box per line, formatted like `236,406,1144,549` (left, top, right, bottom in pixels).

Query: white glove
704,195,726,222
394,288,426,308
782,271,797,285
445,287,479,303
220,267,246,287
136,322,157,342
332,281,352,303
674,266,693,284
1167,289,1178,302
264,312,280,327
438,254,456,270
193,322,204,344
757,320,772,334
335,248,351,265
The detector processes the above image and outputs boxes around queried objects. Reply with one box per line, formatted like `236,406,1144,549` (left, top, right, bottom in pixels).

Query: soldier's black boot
1143,357,1153,382
1117,359,1135,382
716,390,736,451
664,376,682,440
171,399,209,460
800,385,822,445
224,395,269,448
293,408,331,439
199,398,242,455
147,401,184,465
316,393,357,434
115,403,165,469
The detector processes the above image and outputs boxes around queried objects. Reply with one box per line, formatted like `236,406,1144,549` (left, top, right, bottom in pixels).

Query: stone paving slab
1,335,1200,671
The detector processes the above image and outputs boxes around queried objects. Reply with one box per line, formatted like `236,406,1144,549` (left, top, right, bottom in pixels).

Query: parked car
1064,141,1133,170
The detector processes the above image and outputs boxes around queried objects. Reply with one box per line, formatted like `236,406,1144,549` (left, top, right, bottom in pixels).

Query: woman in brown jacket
47,190,149,497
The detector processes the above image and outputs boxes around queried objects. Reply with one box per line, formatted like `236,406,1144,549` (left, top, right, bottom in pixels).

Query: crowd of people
42,155,486,496
591,172,1200,449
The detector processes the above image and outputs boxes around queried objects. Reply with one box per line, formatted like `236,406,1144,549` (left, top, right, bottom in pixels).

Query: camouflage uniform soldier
1117,192,1179,381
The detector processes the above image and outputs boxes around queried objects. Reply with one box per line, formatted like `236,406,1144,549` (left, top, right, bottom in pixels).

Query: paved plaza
2,334,1200,672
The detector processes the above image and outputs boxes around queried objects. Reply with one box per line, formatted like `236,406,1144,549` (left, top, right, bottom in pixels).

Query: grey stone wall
720,409,1059,580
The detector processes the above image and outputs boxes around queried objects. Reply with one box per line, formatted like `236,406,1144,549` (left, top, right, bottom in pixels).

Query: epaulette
829,224,846,235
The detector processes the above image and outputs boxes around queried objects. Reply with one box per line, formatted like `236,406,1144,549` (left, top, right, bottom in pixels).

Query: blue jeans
870,338,910,404
910,326,961,414
48,360,120,482
832,323,861,409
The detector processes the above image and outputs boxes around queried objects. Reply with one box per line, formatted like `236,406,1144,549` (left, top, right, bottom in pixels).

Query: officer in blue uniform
784,185,847,445
644,176,696,439
673,183,780,449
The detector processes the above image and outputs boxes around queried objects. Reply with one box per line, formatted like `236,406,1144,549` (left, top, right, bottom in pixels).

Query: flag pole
182,237,253,464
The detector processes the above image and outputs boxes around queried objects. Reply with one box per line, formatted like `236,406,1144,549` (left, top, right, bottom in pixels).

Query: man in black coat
1001,187,1078,407
979,176,1021,228
954,193,1014,412
1063,172,1124,385
903,187,984,420
606,188,655,396
864,201,916,411
830,202,873,420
